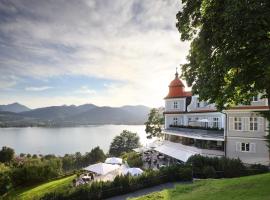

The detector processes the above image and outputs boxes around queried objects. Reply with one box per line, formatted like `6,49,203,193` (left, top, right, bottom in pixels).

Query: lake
0,125,153,156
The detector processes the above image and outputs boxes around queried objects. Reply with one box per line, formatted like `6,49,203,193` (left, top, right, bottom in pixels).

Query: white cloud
0,0,190,107
25,86,53,91
76,86,96,95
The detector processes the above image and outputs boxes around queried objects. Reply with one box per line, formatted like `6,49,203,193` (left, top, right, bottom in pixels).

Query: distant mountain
65,105,150,125
21,104,97,120
7,104,150,126
0,103,31,113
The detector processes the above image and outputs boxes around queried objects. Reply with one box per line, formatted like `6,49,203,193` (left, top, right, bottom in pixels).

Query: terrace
164,126,224,141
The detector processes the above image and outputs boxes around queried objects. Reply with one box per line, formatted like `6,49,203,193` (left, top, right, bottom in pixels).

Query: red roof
164,72,192,99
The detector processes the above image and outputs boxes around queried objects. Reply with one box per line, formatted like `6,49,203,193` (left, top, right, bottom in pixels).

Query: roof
155,141,224,162
164,72,191,99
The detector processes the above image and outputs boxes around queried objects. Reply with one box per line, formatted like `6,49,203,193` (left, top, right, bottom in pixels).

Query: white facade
162,93,269,165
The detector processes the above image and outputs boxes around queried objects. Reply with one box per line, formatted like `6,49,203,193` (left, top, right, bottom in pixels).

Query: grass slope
131,173,270,200
5,175,75,200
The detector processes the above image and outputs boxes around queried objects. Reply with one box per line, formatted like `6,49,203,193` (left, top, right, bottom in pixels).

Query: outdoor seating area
142,149,179,169
74,157,143,186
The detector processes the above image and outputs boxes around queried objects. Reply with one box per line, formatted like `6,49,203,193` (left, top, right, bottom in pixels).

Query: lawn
131,173,270,200
4,175,76,200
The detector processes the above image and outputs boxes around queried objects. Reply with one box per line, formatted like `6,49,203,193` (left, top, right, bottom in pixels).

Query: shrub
40,164,192,200
203,166,216,178
187,155,260,178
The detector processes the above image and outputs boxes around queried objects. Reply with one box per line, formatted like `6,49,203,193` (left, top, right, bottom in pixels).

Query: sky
0,0,190,109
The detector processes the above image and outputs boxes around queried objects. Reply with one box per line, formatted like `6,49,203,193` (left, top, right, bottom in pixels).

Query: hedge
40,165,192,200
187,154,269,178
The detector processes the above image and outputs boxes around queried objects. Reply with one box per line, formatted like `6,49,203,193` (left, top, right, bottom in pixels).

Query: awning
155,142,194,162
155,141,224,162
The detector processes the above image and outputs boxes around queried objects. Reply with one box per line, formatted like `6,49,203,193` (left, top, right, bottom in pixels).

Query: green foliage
202,166,216,178
109,130,140,156
40,165,192,200
176,0,270,110
0,146,14,163
121,152,143,167
5,175,75,200
0,146,106,196
0,164,12,196
145,108,164,139
187,154,268,178
10,158,63,186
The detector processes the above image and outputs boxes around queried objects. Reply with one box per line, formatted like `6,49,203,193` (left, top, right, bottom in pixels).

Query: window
241,143,250,152
173,101,178,109
234,117,242,130
197,102,200,108
173,117,178,125
213,117,219,128
251,96,258,102
250,117,258,131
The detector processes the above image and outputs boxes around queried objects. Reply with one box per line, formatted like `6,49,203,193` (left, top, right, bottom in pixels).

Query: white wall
165,98,186,112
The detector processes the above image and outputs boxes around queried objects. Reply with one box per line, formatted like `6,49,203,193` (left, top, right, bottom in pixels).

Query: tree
85,146,106,165
0,146,14,163
176,0,270,154
176,0,270,109
121,152,143,167
145,108,164,139
109,130,140,156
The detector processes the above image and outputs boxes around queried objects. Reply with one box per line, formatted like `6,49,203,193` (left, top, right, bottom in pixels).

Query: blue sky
0,0,189,108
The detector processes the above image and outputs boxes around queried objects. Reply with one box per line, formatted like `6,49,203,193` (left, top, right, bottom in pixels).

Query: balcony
164,126,224,141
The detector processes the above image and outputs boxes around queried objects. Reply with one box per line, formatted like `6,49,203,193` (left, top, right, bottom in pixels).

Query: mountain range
0,103,151,127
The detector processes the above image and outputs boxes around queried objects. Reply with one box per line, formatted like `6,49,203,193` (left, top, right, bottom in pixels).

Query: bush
187,154,269,178
40,164,192,200
203,166,216,178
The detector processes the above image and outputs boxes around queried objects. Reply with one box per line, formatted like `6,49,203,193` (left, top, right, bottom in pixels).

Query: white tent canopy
124,168,143,176
84,163,120,175
155,142,193,162
105,157,123,165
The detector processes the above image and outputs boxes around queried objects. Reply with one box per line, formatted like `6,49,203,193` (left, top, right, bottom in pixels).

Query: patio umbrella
197,119,210,123
124,168,143,176
105,157,123,165
84,163,120,175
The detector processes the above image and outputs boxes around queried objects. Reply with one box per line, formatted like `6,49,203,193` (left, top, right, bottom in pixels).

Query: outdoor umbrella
105,157,123,165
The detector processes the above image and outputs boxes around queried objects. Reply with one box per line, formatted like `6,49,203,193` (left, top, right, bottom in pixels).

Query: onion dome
165,69,191,99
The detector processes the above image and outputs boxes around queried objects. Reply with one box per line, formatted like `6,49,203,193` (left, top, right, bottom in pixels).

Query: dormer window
173,101,178,109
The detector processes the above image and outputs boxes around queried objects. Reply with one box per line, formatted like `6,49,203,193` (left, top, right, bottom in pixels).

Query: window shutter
236,142,241,152
258,117,264,132
250,143,256,153
229,117,234,131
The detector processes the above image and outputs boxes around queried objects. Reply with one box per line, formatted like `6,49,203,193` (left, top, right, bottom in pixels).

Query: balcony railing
164,126,224,141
